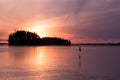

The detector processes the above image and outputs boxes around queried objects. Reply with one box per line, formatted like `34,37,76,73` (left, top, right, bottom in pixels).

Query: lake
0,45,120,80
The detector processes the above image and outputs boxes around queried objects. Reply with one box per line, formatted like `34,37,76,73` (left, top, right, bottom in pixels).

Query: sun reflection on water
34,48,46,66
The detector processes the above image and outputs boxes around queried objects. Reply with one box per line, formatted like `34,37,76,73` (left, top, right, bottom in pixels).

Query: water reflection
6,46,81,80
8,46,80,70
1,46,120,80
9,46,51,67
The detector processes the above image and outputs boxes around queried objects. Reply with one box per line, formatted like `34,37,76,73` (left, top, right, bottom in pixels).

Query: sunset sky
0,0,120,43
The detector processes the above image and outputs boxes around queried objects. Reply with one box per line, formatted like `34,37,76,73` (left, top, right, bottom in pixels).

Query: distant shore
1,42,120,46
0,43,8,46
72,43,120,46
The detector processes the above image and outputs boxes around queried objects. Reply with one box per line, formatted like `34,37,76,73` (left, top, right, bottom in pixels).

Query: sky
0,0,120,43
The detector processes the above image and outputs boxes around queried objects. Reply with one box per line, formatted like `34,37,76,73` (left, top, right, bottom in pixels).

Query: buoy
79,47,81,52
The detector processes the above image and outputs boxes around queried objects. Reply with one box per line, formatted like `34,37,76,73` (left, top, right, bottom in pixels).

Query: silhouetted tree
8,30,41,45
8,30,71,46
41,37,71,45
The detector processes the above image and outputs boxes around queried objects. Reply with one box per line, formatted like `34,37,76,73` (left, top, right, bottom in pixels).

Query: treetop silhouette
8,30,71,46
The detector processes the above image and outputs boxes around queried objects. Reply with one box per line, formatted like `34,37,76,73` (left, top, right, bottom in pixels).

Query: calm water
0,45,120,80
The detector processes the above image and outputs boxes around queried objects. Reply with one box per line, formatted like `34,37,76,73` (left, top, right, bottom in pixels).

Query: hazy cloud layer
0,0,120,43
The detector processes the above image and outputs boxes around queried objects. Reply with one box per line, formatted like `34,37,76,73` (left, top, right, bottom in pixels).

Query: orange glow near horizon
20,19,59,38
20,19,69,39
23,23,52,38
27,26,46,38
22,26,73,42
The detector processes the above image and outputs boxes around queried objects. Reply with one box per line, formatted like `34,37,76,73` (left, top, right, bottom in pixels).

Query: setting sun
22,21,55,38
26,24,51,38
28,26,45,37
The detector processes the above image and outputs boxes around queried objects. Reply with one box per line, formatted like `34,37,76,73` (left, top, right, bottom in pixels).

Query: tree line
8,30,71,46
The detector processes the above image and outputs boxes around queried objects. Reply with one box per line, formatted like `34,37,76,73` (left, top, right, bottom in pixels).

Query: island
8,30,71,46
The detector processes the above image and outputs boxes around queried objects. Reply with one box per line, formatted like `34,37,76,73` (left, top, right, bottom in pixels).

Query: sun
27,26,46,38
22,22,54,38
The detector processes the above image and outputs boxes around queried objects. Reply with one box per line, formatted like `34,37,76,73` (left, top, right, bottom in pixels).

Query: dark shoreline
0,43,8,46
72,43,120,46
1,42,120,46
